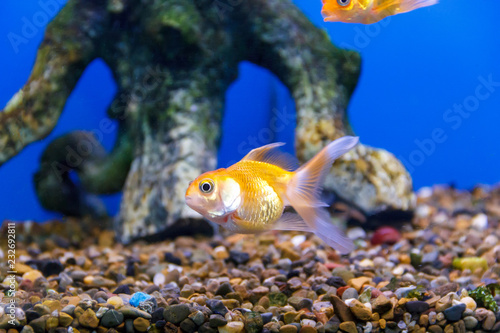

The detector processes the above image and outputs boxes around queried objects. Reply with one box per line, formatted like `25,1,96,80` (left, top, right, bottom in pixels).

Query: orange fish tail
285,136,359,253
397,0,438,13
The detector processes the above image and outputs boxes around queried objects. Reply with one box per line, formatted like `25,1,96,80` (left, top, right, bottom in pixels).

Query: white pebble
484,235,498,247
347,227,366,240
392,265,405,276
301,319,316,327
291,235,306,247
167,264,183,273
153,272,166,286
363,321,373,333
471,213,488,231
344,298,356,306
398,320,407,329
415,204,431,218
363,302,372,312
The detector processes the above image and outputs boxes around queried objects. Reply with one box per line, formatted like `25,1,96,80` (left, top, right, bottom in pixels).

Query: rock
372,295,392,314
101,310,124,328
22,270,44,282
200,322,218,333
371,227,401,246
405,301,429,314
46,316,59,330
339,321,357,333
280,324,299,333
349,300,371,321
434,283,458,296
209,314,227,327
244,312,264,333
228,251,250,265
341,288,358,301
113,285,131,295
436,293,458,312
79,309,99,328
213,246,230,260
219,321,244,333
428,325,443,333
331,296,355,322
297,298,313,311
129,292,152,307
459,297,476,311
206,299,228,316
180,318,197,333
119,306,152,319
261,313,273,325
324,316,340,333
107,296,124,308
29,316,47,333
58,312,73,327
326,276,346,288
463,316,477,330
348,277,371,293
133,317,150,332
482,310,496,331
188,310,205,326
443,303,466,322
163,304,190,325
216,282,234,296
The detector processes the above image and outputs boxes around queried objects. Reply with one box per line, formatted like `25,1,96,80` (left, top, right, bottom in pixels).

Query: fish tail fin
285,136,359,253
398,0,438,13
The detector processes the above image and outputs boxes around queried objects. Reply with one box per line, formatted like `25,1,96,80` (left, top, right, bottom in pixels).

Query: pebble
219,321,245,333
341,288,358,301
482,310,496,330
280,324,298,333
163,304,190,324
405,301,429,314
349,300,372,321
463,316,478,330
129,292,152,307
133,317,150,332
210,314,228,327
207,299,229,316
228,251,250,265
101,309,124,327
339,321,357,333
79,309,99,328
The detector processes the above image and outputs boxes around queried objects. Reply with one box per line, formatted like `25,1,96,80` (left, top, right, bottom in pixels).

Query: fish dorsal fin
241,143,299,171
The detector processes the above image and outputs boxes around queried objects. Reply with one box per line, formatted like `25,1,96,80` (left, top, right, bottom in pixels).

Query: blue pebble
129,292,152,307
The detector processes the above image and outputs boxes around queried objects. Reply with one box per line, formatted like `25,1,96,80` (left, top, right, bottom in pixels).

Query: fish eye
199,179,214,194
337,0,350,6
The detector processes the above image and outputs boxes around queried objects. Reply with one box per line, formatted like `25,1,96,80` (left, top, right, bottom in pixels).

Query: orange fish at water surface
185,136,359,254
321,0,438,24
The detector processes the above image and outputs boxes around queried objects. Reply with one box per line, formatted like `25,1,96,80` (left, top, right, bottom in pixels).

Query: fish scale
226,160,289,231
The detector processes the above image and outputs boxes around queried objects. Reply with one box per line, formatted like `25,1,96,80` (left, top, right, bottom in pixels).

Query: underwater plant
0,0,414,242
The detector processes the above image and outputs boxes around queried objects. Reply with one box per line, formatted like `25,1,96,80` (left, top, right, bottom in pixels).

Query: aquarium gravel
1,185,500,333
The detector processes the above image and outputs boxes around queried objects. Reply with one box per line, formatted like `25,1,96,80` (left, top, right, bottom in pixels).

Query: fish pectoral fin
273,212,309,231
241,142,299,171
396,0,438,13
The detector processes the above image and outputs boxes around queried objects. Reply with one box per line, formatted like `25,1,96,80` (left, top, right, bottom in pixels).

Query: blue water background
1,0,499,221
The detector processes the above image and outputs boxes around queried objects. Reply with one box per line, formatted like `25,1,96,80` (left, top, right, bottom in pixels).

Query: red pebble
325,262,345,270
337,286,350,298
371,226,401,245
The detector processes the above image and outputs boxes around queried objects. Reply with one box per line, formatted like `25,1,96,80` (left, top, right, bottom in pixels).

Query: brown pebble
339,321,357,333
279,324,298,333
133,317,150,332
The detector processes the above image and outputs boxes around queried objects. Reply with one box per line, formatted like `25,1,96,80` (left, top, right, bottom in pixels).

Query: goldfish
321,0,438,24
185,136,359,254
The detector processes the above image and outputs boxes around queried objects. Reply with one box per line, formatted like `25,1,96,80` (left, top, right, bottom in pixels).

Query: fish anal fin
242,143,299,171
273,212,309,231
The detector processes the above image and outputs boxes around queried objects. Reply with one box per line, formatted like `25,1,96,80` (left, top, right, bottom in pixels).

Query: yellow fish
321,0,438,24
185,136,359,254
